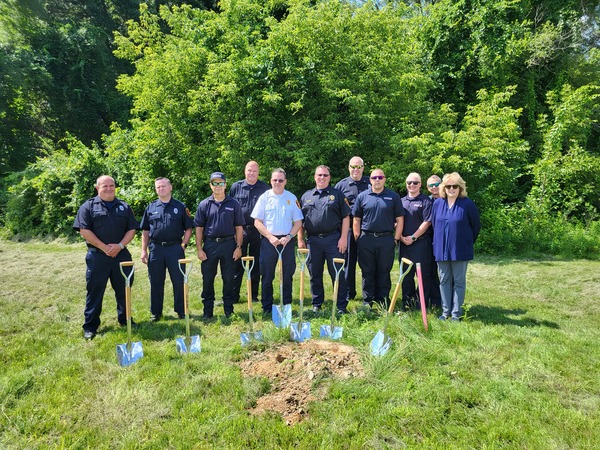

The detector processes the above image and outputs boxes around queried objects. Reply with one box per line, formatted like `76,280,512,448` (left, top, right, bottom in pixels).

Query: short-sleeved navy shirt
140,198,194,242
300,186,351,235
228,179,269,226
400,193,432,236
73,196,139,243
334,176,370,210
352,188,404,233
193,195,245,238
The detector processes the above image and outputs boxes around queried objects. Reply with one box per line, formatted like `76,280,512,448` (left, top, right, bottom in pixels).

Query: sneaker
150,314,161,322
337,308,348,315
312,305,322,313
451,317,461,322
83,330,96,340
438,315,449,321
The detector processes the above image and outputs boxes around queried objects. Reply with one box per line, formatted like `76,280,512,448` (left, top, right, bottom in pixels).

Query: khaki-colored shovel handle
178,258,193,264
120,261,134,267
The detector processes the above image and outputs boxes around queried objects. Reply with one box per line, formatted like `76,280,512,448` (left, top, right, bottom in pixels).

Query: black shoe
312,305,322,313
150,314,161,322
178,313,185,319
337,308,348,315
361,301,372,308
83,330,96,340
202,313,214,320
119,319,138,328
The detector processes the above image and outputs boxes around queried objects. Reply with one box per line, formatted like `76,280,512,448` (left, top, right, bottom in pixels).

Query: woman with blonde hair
431,172,480,321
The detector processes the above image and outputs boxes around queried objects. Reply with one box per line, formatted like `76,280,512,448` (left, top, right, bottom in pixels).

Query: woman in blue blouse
431,172,480,321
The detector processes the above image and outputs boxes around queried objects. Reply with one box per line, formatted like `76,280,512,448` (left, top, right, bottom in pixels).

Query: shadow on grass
468,305,560,328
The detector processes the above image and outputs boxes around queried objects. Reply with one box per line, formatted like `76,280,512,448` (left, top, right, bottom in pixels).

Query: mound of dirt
238,339,364,425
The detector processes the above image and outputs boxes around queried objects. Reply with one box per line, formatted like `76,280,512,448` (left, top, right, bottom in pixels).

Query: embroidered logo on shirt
225,207,234,211
384,197,393,201
119,205,124,211
174,207,179,214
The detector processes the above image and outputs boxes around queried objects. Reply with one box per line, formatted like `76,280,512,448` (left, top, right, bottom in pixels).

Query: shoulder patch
186,208,192,218
295,200,301,208
344,198,350,207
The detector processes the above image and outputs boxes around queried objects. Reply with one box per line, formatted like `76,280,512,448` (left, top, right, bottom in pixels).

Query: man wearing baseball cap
194,172,245,319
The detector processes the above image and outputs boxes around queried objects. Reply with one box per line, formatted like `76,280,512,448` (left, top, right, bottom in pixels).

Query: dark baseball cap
210,172,226,181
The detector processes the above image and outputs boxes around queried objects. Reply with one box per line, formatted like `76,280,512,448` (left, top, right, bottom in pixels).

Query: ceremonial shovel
272,245,292,328
319,258,345,340
116,261,143,366
176,258,201,354
240,256,263,345
290,248,311,342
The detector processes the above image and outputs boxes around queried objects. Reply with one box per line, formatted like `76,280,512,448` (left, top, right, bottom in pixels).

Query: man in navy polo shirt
398,172,435,309
352,168,404,307
229,161,269,304
194,172,245,318
298,165,351,313
334,156,370,302
140,177,194,321
73,175,139,340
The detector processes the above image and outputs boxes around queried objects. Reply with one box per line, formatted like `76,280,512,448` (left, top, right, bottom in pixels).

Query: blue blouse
431,197,480,261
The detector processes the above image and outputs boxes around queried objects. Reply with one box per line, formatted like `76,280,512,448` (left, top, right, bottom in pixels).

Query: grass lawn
1,239,599,449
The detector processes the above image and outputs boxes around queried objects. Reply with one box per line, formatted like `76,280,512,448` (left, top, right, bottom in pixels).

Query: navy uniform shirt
352,188,404,233
228,179,269,227
334,176,370,210
401,193,432,236
194,195,245,238
140,198,194,242
300,186,351,235
73,196,139,243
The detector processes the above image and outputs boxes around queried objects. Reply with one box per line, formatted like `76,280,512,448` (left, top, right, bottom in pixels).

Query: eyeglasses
406,181,420,185
445,185,459,190
316,174,330,178
211,181,225,187
428,182,440,188
349,165,364,169
370,176,385,180
271,179,285,183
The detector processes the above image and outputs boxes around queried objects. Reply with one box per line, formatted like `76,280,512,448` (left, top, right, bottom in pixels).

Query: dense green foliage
1,0,599,257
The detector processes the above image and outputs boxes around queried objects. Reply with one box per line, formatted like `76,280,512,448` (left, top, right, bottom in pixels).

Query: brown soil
238,339,365,425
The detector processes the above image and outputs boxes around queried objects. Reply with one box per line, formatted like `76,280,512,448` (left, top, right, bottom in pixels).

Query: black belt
273,234,292,239
87,245,100,252
205,235,234,243
244,225,255,230
150,240,181,246
362,230,393,237
308,230,339,238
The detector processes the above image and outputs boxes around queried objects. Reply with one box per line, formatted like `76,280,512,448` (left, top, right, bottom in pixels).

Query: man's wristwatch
118,242,125,250
411,235,417,242
287,234,294,239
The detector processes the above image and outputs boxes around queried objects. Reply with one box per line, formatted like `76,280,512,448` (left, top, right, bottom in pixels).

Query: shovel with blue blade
116,261,143,366
290,248,311,342
176,258,201,354
240,256,263,345
319,257,346,340
370,257,413,356
272,245,292,328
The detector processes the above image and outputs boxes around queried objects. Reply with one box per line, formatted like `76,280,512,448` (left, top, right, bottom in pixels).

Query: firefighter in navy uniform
298,165,351,314
140,177,194,321
334,156,370,301
73,175,139,340
229,161,269,303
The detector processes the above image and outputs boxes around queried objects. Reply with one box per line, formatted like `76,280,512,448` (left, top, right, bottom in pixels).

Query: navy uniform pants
356,233,395,303
307,232,348,310
83,248,133,333
148,242,185,317
232,227,262,302
201,239,236,316
399,236,434,308
260,240,296,312
344,228,362,301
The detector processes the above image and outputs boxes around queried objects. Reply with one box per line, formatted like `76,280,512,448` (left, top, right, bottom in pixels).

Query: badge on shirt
119,205,124,211
329,195,335,201
174,207,179,214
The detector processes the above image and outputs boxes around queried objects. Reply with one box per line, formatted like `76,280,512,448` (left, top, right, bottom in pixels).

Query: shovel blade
240,330,264,346
319,324,343,340
290,322,312,342
176,335,201,354
370,331,392,356
116,341,144,366
272,304,292,329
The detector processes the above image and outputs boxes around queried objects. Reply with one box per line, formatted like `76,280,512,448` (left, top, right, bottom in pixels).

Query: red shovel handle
416,263,429,331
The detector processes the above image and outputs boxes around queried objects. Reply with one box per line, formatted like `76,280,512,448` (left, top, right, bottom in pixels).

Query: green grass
1,239,599,449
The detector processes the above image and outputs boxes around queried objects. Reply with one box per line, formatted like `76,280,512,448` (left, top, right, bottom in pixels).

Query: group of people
73,159,480,340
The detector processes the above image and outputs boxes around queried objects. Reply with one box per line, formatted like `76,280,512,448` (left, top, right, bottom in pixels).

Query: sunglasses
316,174,330,177
349,165,364,169
271,179,285,183
428,182,440,188
445,184,459,190
370,176,385,180
406,181,420,185
211,181,225,187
